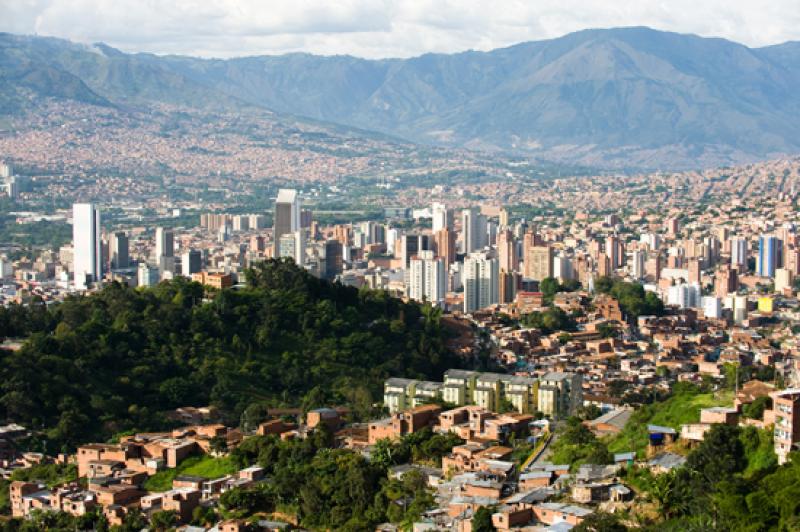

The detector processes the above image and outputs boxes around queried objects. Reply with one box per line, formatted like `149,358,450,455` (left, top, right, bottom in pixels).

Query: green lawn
143,455,239,492
607,389,733,457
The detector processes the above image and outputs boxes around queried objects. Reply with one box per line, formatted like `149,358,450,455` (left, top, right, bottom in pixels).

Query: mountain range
3,27,800,170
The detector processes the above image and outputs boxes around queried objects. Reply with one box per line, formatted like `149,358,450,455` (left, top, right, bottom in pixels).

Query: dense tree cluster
224,425,462,530
594,277,665,320
520,307,577,335
0,259,461,449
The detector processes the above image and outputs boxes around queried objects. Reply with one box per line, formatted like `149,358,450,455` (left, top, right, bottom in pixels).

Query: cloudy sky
2,0,800,59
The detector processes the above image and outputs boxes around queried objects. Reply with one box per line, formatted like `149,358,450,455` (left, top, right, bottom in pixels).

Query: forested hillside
0,259,460,449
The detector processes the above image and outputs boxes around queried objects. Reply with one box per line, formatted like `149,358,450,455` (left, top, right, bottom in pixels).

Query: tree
686,424,746,485
572,511,628,531
209,435,228,455
472,506,496,532
149,510,178,531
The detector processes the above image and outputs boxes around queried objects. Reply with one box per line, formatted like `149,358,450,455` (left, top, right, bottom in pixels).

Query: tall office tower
408,250,446,305
606,235,620,269
554,255,574,281
278,231,306,265
273,189,300,253
432,202,451,232
182,249,203,276
300,209,313,229
434,228,456,267
358,221,374,245
704,236,720,266
499,270,521,303
0,162,10,179
486,220,498,248
463,252,499,313
499,208,510,228
324,240,343,280
758,235,780,278
497,229,518,273
461,207,486,253
386,228,399,255
730,237,748,270
155,227,174,260
400,234,430,268
525,245,554,281
630,249,646,280
110,231,129,270
72,203,101,289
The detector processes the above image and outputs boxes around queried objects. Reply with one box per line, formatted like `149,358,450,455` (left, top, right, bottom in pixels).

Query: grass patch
143,455,238,492
10,463,78,489
607,389,733,458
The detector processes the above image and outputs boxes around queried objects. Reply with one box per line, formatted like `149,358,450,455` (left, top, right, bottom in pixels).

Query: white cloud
1,0,799,58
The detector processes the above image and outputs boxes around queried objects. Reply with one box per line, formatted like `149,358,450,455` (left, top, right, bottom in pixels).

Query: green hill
0,259,461,449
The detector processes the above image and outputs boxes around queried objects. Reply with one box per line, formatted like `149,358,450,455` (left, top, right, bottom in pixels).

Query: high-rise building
497,229,518,273
525,245,554,281
775,268,793,294
499,270,520,303
137,263,159,287
758,235,780,278
432,202,451,233
730,237,748,270
461,207,486,254
110,231,129,270
606,235,620,270
324,240,343,280
279,231,306,265
714,265,738,298
773,389,800,465
667,282,701,309
434,228,456,267
182,250,202,276
72,203,101,289
554,255,574,281
499,208,510,228
273,189,300,254
664,217,680,236
629,249,646,280
463,252,499,313
400,234,430,268
408,250,446,305
155,227,174,260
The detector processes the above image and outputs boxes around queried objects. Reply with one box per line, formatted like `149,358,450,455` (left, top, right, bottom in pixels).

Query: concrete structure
72,203,101,289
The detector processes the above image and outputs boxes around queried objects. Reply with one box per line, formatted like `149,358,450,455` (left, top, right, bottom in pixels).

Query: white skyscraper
432,202,451,233
273,189,301,253
554,255,574,281
72,203,101,290
408,250,446,306
630,249,647,280
462,207,487,254
731,237,748,270
463,252,499,313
